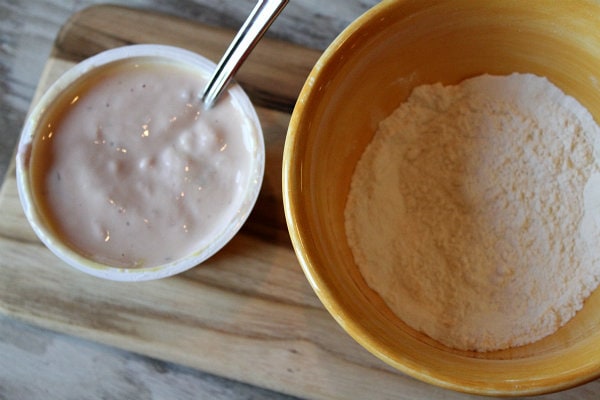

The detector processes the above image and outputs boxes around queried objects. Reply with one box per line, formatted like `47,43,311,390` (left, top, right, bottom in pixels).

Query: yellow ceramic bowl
283,0,600,396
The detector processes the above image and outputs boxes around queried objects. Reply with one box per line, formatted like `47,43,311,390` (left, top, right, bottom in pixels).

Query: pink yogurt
17,45,264,281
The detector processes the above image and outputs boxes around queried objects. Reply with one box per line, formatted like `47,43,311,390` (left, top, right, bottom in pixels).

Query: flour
344,73,600,352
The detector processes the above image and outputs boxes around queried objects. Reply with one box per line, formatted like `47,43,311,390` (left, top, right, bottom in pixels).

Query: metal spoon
201,0,289,109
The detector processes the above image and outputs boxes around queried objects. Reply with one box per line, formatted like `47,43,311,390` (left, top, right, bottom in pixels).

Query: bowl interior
284,0,600,395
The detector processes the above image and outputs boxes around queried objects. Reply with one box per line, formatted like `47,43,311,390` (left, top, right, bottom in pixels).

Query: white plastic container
16,44,265,281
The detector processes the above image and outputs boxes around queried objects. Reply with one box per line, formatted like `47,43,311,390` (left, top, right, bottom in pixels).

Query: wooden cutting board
0,5,483,400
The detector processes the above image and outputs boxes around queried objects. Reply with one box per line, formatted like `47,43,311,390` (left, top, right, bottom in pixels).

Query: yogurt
17,45,264,279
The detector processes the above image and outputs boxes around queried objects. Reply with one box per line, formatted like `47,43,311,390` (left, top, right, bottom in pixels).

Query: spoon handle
202,0,289,108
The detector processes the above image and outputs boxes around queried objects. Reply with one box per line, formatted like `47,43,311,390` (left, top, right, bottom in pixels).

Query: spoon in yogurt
202,0,289,109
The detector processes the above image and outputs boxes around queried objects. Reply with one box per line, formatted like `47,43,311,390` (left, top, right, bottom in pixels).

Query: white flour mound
344,73,600,352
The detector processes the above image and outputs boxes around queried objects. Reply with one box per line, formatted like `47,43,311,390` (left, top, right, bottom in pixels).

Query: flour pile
344,73,600,351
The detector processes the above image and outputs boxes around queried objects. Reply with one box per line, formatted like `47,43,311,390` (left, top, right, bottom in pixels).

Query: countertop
1,1,600,400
